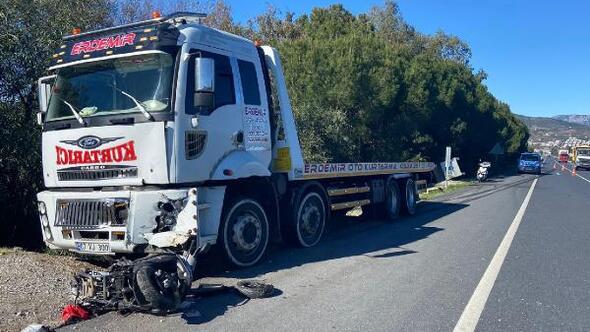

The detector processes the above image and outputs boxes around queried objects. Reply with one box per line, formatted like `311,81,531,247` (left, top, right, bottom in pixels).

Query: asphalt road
63,160,590,331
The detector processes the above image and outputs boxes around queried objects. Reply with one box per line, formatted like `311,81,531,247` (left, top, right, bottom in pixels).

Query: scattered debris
70,251,275,319
60,305,90,325
234,280,275,299
20,324,49,332
1,250,276,331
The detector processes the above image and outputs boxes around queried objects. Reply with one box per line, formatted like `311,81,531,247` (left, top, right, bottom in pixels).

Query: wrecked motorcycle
71,189,202,314
72,254,193,314
70,188,273,317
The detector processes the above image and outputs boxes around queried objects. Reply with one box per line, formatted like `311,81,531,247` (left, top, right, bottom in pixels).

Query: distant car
518,153,542,174
558,149,569,163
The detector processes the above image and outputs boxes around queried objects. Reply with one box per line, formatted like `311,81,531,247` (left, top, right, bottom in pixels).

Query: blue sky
224,0,590,117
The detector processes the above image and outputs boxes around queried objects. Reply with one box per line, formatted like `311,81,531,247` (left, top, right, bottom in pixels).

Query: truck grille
57,166,138,181
55,199,129,229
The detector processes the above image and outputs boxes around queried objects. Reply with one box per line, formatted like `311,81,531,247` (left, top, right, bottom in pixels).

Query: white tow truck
36,12,435,310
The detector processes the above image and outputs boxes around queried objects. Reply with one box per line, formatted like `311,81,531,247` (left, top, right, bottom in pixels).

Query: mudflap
72,254,192,315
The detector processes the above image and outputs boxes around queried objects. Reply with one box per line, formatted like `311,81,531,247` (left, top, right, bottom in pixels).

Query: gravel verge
0,248,101,332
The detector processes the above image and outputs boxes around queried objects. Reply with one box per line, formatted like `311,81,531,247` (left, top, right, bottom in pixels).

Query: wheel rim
231,213,262,252
224,200,268,267
297,192,325,247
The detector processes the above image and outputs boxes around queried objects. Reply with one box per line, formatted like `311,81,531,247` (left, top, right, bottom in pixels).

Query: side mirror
194,57,215,112
38,75,56,113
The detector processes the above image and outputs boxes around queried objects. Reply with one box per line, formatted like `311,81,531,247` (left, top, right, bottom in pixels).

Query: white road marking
573,171,590,184
453,178,538,332
554,162,590,184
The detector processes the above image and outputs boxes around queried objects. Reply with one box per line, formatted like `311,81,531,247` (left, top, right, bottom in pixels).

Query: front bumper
37,188,195,254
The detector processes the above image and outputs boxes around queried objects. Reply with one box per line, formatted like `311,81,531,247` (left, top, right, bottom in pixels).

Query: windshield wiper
109,85,154,121
55,96,85,125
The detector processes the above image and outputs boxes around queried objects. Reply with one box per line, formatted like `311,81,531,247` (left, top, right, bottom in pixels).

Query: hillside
517,115,590,152
554,114,590,126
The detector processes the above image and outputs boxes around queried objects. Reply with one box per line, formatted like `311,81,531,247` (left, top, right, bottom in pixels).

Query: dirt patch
0,249,101,332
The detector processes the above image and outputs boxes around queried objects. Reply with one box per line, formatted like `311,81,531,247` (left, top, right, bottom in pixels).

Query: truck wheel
401,178,417,215
220,197,269,267
385,179,401,220
294,191,327,247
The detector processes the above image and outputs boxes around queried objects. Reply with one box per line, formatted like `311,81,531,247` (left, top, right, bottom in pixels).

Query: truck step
330,199,371,211
327,186,370,197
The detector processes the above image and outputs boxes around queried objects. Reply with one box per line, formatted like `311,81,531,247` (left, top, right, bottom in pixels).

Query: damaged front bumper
37,187,202,255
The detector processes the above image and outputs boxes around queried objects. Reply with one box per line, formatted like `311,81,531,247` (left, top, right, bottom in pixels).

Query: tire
291,190,327,247
220,197,269,267
385,179,401,220
401,178,417,215
235,279,275,298
133,255,186,313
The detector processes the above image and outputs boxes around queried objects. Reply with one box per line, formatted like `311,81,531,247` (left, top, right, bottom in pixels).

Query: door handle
232,131,244,146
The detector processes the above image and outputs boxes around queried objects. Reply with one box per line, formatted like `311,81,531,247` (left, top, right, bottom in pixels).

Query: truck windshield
578,149,590,156
46,53,173,122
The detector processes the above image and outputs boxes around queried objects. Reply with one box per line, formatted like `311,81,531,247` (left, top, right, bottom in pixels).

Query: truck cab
573,145,590,170
36,13,301,262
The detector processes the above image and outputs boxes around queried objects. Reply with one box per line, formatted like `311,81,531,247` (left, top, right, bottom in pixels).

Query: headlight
38,201,47,215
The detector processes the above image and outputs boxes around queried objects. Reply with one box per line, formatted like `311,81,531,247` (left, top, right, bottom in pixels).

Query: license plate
75,241,110,253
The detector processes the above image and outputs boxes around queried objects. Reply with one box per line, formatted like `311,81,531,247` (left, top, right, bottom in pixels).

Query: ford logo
78,136,101,149
60,136,123,149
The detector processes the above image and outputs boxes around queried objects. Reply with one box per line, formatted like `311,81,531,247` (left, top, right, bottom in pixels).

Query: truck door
235,57,272,169
173,45,243,183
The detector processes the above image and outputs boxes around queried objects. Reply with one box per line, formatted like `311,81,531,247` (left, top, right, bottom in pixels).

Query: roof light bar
62,12,207,41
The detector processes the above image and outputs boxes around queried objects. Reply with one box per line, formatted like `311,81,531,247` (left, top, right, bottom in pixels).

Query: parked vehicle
476,161,491,182
558,149,569,163
518,153,542,174
34,12,435,309
572,145,590,170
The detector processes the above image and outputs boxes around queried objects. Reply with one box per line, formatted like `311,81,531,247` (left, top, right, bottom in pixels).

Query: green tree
0,0,112,247
0,0,529,248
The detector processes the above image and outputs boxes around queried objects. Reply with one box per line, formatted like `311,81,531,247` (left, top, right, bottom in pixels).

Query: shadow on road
178,286,284,325
178,201,467,324
198,201,467,280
